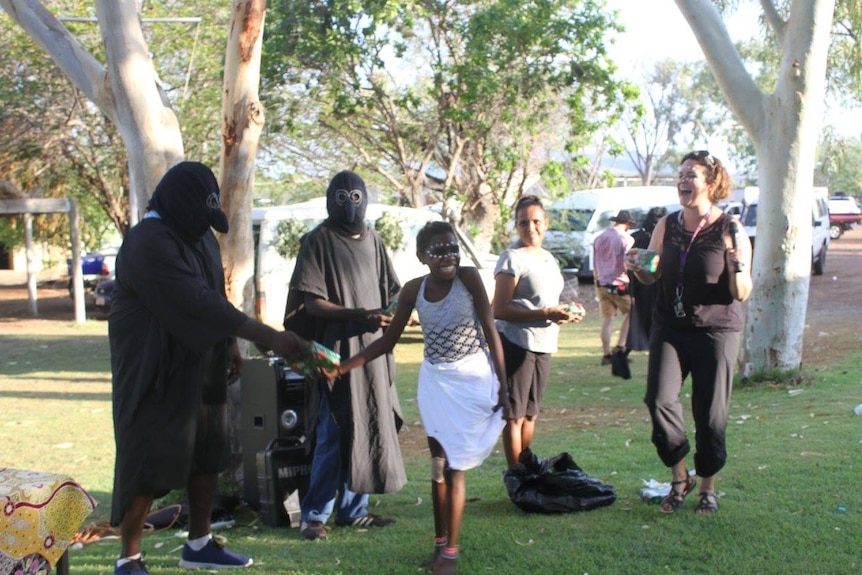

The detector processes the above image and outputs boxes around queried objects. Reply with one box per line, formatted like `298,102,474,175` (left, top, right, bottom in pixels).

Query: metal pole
69,199,86,324
59,17,202,23
24,213,38,316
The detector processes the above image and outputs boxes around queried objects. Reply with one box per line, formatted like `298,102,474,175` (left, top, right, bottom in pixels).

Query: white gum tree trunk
218,0,267,312
675,0,835,374
0,0,185,214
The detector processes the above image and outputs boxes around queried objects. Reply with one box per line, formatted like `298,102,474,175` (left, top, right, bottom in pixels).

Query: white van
252,201,496,328
543,186,680,278
739,186,830,275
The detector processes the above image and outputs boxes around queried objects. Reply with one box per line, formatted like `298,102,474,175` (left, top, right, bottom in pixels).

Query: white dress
415,275,505,470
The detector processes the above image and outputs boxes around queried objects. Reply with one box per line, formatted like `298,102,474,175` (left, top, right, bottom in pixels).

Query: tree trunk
94,0,185,214
1,0,185,215
218,0,267,313
218,0,268,492
741,117,814,374
676,0,834,374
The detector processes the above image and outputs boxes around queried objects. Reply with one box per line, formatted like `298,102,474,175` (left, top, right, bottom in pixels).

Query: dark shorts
500,333,551,419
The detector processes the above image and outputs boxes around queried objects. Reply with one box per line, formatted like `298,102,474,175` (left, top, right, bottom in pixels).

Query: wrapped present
290,341,341,375
565,302,586,319
630,248,660,273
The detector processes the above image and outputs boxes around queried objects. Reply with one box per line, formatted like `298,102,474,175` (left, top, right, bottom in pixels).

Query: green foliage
140,2,233,165
262,0,638,234
815,133,862,196
272,219,308,260
829,0,862,104
1,0,233,251
0,7,125,250
374,211,405,252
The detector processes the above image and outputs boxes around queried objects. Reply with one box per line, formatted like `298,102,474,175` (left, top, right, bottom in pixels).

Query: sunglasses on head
685,150,716,169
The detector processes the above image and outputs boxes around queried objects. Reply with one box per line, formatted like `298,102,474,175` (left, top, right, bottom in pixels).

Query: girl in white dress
333,221,507,575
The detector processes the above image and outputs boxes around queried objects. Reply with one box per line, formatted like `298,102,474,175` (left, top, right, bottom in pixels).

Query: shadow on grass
0,334,110,375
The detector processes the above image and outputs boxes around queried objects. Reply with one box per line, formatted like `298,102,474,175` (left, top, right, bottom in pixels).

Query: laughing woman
627,151,753,515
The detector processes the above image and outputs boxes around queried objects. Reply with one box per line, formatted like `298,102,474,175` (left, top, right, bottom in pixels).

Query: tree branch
759,0,786,39
0,0,113,118
675,0,767,135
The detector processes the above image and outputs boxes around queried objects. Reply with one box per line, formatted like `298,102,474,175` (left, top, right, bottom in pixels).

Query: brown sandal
694,491,719,515
660,475,697,514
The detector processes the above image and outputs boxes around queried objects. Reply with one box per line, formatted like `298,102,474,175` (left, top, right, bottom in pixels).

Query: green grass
2,317,861,574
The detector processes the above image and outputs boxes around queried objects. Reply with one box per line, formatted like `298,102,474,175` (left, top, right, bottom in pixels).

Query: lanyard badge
674,208,713,319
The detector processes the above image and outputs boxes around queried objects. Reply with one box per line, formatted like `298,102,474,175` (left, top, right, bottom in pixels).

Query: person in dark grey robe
284,170,407,541
109,162,308,575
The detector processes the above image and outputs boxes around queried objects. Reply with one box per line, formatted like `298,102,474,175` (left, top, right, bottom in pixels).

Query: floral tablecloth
0,468,96,575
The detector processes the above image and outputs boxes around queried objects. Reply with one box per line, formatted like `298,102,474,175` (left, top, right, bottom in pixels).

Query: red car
828,196,862,239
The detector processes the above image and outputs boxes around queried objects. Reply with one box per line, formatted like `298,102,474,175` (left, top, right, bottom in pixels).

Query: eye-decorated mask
325,170,368,235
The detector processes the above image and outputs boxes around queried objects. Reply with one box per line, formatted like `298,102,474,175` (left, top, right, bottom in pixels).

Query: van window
548,208,593,232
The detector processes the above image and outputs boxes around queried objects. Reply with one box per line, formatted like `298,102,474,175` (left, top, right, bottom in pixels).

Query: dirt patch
798,226,862,366
2,227,861,364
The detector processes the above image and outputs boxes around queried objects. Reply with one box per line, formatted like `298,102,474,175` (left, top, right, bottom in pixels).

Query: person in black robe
283,170,407,541
109,162,308,575
627,206,668,351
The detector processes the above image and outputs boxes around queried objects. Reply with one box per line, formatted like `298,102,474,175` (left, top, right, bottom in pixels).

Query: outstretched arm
305,293,392,331
328,278,422,377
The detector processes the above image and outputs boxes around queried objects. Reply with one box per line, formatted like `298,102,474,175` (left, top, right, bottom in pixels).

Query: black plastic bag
503,449,616,513
610,347,631,380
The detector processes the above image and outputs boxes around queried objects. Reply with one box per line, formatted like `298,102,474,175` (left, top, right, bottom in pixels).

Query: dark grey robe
285,223,407,494
109,220,248,524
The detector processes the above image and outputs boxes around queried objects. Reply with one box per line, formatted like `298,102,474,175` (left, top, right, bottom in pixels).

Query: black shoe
114,558,149,575
601,354,612,366
335,514,396,528
179,539,252,569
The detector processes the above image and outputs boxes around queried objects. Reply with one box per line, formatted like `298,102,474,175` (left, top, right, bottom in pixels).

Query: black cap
610,209,636,225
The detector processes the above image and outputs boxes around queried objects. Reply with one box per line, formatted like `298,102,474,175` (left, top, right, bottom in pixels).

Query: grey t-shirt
494,245,563,353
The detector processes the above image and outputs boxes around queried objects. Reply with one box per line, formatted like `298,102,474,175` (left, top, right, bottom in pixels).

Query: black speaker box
240,357,309,508
256,438,312,527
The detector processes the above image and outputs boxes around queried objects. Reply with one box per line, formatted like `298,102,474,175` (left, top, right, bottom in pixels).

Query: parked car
66,245,119,296
718,200,744,217
740,187,830,275
543,186,680,279
827,195,862,239
92,277,115,316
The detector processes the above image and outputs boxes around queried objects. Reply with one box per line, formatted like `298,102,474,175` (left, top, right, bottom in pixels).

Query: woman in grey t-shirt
493,195,583,467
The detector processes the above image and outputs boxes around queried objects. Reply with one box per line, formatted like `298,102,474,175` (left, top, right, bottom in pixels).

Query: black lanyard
673,208,712,317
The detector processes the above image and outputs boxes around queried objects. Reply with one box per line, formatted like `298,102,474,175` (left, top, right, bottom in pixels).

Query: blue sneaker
179,539,253,569
114,558,149,575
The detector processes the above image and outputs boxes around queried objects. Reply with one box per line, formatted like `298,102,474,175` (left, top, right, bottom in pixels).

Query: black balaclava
324,170,368,236
147,161,229,243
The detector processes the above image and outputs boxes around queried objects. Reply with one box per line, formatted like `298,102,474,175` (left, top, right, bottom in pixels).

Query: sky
603,0,862,139
604,1,760,71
